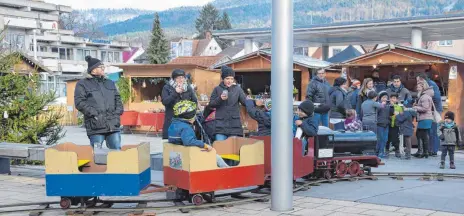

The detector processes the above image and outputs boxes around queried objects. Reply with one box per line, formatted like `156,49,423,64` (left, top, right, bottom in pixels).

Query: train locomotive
44,124,382,209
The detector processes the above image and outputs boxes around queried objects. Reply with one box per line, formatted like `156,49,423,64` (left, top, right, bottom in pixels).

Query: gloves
439,134,444,141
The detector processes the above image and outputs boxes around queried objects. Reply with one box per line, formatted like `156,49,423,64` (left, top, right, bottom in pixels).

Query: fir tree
146,13,169,64
195,3,220,39
219,12,232,30
0,51,65,146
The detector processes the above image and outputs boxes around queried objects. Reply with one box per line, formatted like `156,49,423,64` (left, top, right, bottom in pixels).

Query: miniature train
44,127,382,209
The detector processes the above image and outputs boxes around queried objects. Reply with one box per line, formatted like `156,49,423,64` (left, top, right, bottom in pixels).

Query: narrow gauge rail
3,172,464,215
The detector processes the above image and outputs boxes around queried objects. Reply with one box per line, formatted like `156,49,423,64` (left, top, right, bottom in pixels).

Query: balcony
27,51,59,58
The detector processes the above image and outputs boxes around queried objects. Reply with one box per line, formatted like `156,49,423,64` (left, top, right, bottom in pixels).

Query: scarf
444,121,455,129
169,79,188,93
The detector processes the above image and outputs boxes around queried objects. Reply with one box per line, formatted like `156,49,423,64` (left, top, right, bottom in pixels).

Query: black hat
221,66,235,79
298,100,315,116
444,111,455,121
85,56,103,73
172,69,186,79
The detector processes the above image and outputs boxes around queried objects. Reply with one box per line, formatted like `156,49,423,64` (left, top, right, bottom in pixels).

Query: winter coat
161,84,197,139
360,99,383,124
438,122,462,146
244,100,271,136
395,111,414,137
413,87,434,122
376,92,394,128
298,116,319,137
426,79,443,113
306,77,331,113
209,83,247,136
168,118,204,148
74,76,124,136
347,88,360,109
356,91,370,118
329,86,351,119
372,77,387,93
385,84,413,106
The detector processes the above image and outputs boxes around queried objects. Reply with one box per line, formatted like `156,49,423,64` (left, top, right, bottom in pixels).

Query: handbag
431,102,442,123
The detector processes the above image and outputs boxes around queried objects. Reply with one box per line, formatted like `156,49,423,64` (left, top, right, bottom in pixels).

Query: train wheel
191,194,204,206
336,162,348,178
324,170,332,180
60,197,72,209
349,161,361,176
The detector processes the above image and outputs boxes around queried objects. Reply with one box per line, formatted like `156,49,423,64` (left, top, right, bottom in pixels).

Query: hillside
78,8,153,26
99,0,459,39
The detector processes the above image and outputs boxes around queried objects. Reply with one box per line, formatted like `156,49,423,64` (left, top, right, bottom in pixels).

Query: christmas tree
0,50,65,146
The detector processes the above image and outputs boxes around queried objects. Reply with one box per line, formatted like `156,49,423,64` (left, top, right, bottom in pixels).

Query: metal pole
33,29,37,60
271,0,293,212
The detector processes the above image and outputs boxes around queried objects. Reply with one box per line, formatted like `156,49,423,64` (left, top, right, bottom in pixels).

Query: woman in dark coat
161,69,197,139
209,66,247,141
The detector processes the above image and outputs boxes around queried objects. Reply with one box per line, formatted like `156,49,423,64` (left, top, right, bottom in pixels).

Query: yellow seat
77,159,90,168
221,154,240,161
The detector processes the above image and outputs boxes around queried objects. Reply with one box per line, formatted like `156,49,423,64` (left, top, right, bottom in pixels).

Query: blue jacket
168,118,204,148
395,111,414,137
426,79,443,113
348,88,360,109
293,115,318,137
245,100,271,136
329,86,350,119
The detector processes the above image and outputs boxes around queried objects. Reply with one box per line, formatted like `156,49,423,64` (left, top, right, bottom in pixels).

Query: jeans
417,129,430,155
429,122,439,154
88,131,121,150
376,126,389,157
441,145,455,162
215,134,229,141
314,112,329,127
333,122,345,131
302,138,308,156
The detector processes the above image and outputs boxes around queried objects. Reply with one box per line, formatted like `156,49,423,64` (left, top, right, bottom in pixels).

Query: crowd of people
74,56,461,170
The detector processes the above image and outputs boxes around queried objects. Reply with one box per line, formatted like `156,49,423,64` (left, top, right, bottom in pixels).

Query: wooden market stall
337,44,464,138
214,49,332,132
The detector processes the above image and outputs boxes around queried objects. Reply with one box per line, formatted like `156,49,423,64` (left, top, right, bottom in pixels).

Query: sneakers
450,162,456,169
440,161,445,169
395,152,402,158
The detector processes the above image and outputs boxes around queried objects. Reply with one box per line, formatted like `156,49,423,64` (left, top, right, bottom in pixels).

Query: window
101,51,107,62
59,48,66,60
91,50,97,58
113,52,120,63
77,49,84,61
293,47,308,56
66,48,74,60
333,48,342,55
438,40,453,46
51,47,58,53
108,52,113,63
40,46,47,52
84,50,90,57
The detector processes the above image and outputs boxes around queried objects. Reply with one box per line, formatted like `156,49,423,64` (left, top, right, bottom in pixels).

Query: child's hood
377,91,389,102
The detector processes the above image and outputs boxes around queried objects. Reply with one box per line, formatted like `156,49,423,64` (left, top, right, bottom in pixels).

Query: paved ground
1,126,464,215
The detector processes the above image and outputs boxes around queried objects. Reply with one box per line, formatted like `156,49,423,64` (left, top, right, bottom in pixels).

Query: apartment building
0,0,137,101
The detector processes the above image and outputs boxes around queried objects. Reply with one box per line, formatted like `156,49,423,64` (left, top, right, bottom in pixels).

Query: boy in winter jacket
375,91,394,158
344,109,362,132
387,93,404,158
294,100,318,155
438,111,461,169
168,100,229,168
245,99,271,136
395,109,415,160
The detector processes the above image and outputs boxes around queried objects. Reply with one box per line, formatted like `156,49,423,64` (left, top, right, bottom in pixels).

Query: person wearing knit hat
161,69,197,139
294,100,318,155
347,79,361,110
74,56,123,150
244,99,271,136
209,65,247,145
168,100,229,168
438,111,461,169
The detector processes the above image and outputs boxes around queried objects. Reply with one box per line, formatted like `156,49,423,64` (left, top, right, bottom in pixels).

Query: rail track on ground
0,172,463,216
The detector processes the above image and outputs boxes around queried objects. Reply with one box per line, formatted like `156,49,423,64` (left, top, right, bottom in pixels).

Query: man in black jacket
306,69,331,127
74,56,124,149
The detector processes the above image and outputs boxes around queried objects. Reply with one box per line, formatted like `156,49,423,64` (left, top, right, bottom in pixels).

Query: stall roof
327,45,363,63
215,49,332,69
168,56,229,68
339,44,464,66
114,63,208,70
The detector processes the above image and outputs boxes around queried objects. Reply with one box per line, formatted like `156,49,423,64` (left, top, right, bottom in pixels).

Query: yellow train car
45,142,151,208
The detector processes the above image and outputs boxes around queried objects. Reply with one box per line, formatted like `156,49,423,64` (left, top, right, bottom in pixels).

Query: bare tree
58,10,104,39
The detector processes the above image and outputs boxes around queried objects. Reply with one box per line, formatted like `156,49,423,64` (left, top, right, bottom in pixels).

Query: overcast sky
44,0,214,11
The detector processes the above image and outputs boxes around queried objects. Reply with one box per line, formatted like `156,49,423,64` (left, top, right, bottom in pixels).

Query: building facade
0,0,137,101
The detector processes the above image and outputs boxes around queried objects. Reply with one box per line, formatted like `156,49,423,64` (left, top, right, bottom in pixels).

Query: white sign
449,66,457,80
67,106,74,112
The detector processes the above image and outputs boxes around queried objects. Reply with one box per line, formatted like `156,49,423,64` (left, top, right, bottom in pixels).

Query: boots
450,162,456,169
413,140,423,158
440,161,445,169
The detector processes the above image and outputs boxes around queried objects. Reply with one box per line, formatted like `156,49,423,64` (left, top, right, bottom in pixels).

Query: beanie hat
351,80,361,88
334,77,347,87
378,91,389,101
264,99,272,111
444,111,455,121
172,69,186,79
85,56,103,73
174,100,197,120
221,66,235,79
298,100,315,116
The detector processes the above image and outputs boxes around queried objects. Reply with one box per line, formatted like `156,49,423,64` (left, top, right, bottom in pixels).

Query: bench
0,142,46,174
